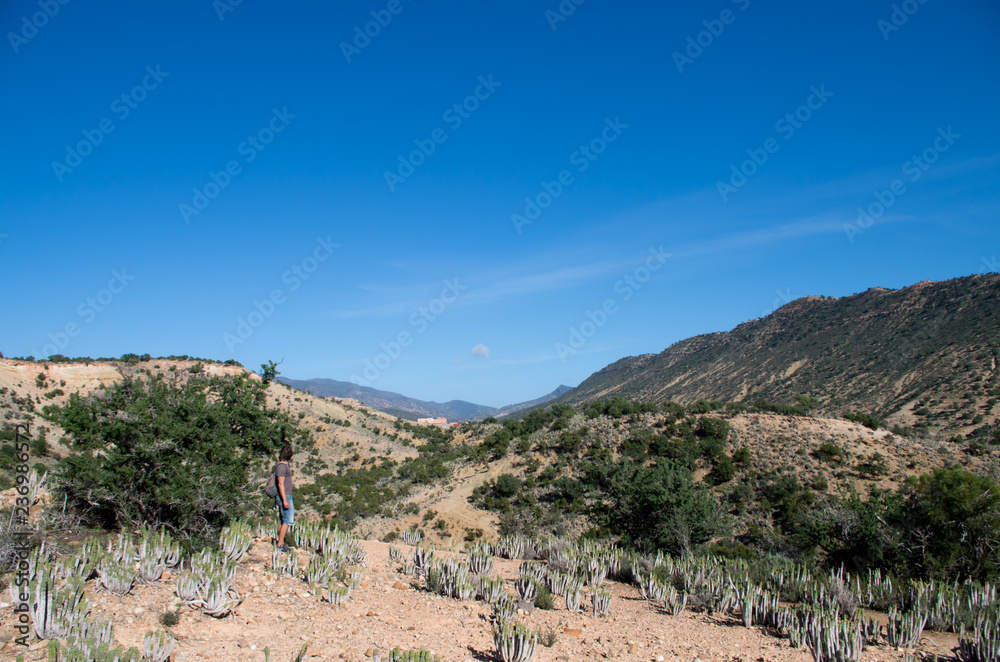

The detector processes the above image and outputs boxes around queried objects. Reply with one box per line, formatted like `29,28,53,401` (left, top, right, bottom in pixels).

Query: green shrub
813,443,844,464
534,584,555,610
45,371,302,548
844,412,880,430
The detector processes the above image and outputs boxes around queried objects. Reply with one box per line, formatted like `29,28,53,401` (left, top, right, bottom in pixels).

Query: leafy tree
260,360,280,386
899,468,1000,581
708,454,735,484
44,373,302,547
589,458,730,555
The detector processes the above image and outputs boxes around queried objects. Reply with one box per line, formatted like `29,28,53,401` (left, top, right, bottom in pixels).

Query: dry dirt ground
0,538,960,662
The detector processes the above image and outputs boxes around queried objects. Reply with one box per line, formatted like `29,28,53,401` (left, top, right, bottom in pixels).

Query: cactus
585,559,608,587
73,616,114,645
304,554,335,591
137,556,165,584
959,616,999,662
27,467,47,505
326,585,352,607
219,521,253,563
493,621,537,662
388,546,405,564
96,564,135,596
402,529,422,546
515,576,537,602
592,588,612,617
519,561,546,583
887,607,928,648
386,648,446,662
175,572,201,603
195,579,242,618
492,594,517,624
804,609,863,662
143,630,176,662
564,588,582,613
479,576,506,605
30,568,59,639
468,542,494,575
663,586,687,616
412,545,435,576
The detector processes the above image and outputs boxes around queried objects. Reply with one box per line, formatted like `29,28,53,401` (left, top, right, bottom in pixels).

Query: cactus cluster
886,606,928,648
467,541,494,575
402,529,422,546
492,593,517,624
219,520,254,563
514,576,537,601
493,621,537,662
564,587,582,613
376,647,447,662
412,545,436,576
26,467,48,505
959,615,999,662
494,534,530,560
479,575,506,605
592,588,612,617
96,562,136,597
142,630,177,662
803,609,863,662
178,548,242,617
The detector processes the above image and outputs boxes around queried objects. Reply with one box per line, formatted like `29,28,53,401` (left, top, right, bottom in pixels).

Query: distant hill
276,377,572,422
493,384,574,418
554,273,1000,437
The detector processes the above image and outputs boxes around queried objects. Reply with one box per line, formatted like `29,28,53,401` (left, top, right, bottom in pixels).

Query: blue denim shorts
276,495,294,526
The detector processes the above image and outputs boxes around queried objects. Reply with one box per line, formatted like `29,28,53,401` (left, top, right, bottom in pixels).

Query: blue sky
2,0,998,408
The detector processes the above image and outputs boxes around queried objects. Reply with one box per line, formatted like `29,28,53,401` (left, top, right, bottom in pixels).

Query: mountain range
276,376,572,422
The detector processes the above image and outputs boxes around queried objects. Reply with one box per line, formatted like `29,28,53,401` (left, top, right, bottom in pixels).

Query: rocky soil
0,538,961,662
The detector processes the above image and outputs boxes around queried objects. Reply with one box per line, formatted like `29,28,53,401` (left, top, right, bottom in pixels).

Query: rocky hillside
555,273,1000,439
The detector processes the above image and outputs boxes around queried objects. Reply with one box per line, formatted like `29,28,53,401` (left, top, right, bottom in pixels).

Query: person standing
275,444,294,552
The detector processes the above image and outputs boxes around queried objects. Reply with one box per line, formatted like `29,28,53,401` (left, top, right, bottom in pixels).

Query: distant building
417,416,449,427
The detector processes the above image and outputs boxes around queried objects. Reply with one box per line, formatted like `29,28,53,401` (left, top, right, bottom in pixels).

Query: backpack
265,464,279,498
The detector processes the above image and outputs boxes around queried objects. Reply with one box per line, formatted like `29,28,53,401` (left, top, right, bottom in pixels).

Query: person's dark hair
279,444,293,462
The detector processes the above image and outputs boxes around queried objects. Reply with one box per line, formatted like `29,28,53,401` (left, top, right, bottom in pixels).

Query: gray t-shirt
275,462,293,496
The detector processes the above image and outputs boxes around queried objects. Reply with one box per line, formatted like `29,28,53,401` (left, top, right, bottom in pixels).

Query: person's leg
276,496,289,546
276,496,293,549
